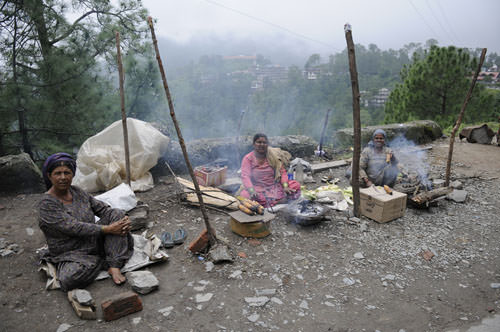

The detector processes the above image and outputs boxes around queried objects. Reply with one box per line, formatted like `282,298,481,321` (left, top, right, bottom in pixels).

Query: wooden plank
311,160,348,173
185,193,239,210
228,210,275,223
177,177,238,202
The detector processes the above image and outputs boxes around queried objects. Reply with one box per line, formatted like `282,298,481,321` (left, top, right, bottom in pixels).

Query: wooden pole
445,48,486,186
318,108,331,157
496,116,500,146
345,23,361,217
147,17,216,244
115,31,131,186
235,108,246,167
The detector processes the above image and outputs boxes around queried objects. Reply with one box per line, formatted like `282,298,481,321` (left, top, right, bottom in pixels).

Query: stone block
127,271,159,295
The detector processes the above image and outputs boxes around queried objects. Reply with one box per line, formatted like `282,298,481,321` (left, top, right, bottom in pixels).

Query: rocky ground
1,138,500,332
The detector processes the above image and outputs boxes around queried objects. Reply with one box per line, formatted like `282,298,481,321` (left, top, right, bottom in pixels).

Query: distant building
478,71,499,83
371,88,390,107
251,64,288,90
223,55,257,61
303,67,321,80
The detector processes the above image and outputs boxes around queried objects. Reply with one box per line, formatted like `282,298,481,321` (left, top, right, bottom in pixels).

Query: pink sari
240,151,301,207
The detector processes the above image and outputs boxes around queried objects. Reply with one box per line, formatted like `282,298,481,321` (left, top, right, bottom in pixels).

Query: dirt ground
1,138,500,332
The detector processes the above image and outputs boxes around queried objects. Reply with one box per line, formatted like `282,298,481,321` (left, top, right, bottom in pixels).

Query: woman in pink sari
240,134,301,207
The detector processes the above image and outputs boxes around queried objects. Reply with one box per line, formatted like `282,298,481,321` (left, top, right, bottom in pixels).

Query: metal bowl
283,199,329,226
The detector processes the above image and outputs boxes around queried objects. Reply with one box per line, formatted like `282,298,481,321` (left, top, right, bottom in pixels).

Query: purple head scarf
372,129,387,139
42,153,76,190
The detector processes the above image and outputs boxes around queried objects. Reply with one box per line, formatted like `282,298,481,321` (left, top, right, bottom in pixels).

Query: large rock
159,135,317,173
333,120,442,148
0,153,44,194
459,124,495,144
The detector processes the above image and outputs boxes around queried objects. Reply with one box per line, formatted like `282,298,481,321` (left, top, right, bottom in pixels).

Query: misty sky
143,0,500,58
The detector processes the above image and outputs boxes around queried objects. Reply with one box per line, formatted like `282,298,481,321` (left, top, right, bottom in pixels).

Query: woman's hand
248,187,258,199
102,216,131,236
283,182,296,194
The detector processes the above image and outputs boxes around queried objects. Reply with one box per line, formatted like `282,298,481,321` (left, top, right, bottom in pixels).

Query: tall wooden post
148,17,216,245
445,48,486,186
115,32,131,186
317,108,331,157
13,12,32,158
345,23,361,217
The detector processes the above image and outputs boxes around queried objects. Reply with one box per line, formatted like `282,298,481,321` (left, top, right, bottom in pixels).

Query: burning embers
284,198,329,226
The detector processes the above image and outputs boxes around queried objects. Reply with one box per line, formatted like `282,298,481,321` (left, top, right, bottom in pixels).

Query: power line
424,0,456,45
434,0,462,46
202,0,342,52
406,0,441,42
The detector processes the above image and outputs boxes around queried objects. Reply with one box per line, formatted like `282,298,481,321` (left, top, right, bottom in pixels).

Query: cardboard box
360,186,407,223
194,166,227,187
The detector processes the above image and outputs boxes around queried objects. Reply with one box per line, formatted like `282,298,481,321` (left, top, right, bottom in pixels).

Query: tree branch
50,10,98,45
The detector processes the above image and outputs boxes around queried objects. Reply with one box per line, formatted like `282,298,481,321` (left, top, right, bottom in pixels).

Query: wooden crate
194,166,227,187
360,187,407,223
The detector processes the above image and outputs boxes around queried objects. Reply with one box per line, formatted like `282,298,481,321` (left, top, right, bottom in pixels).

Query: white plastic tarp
73,118,169,192
94,183,137,212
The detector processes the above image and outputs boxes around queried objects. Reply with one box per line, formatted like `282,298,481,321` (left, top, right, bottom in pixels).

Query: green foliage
384,45,497,128
2,3,498,162
0,0,149,159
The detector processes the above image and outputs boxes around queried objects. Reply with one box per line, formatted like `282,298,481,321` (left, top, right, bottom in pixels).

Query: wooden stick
147,17,216,245
318,108,331,157
496,116,500,146
115,31,131,186
445,48,486,186
345,23,361,217
235,108,246,167
163,161,182,204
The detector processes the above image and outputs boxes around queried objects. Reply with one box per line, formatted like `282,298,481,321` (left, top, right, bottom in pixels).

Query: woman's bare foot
108,267,126,285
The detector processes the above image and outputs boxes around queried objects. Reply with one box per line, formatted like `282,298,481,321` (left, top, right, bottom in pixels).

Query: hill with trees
1,1,499,161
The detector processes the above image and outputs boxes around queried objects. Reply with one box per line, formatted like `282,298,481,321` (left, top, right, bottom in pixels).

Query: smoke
388,134,432,189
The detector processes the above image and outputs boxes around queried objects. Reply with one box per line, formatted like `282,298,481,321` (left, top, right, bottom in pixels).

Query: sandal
161,232,174,248
173,228,187,245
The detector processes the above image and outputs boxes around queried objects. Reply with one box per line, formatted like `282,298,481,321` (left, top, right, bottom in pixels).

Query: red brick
101,291,142,321
188,228,214,253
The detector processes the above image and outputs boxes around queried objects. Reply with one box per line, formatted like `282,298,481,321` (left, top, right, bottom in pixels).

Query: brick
67,291,96,320
188,228,214,253
101,291,142,321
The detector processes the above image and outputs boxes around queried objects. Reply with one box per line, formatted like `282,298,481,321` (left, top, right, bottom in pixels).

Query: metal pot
283,199,329,226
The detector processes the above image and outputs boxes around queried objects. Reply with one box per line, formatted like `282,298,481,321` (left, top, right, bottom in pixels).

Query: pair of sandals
161,228,187,248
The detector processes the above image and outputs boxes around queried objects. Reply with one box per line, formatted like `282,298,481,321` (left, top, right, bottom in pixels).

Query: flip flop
161,231,174,248
173,228,187,245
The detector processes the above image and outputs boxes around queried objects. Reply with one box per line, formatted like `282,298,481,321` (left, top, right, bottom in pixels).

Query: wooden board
178,177,239,210
185,193,239,210
228,210,275,224
311,160,349,173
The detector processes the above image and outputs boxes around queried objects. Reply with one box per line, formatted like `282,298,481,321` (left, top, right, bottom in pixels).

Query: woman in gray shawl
358,129,399,187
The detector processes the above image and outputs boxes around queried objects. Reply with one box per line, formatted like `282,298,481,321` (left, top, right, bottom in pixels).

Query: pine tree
384,45,495,128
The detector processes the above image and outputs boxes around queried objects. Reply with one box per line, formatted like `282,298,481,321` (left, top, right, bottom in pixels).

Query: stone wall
157,135,318,174
333,120,443,148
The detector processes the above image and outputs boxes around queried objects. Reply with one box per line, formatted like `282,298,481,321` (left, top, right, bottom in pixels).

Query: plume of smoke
388,134,432,189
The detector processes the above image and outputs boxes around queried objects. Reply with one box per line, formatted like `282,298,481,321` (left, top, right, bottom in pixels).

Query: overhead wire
201,0,342,52
424,0,456,45
406,0,442,42
434,0,463,46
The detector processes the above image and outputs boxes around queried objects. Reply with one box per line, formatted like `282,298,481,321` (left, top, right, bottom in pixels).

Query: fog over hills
158,32,332,69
